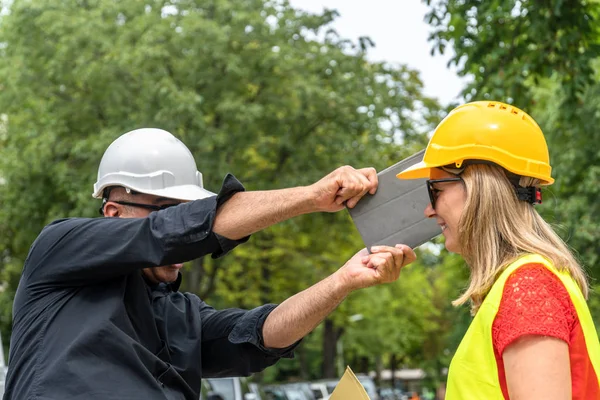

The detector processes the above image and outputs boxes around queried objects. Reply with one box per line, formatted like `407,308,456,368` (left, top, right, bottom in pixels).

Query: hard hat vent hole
500,105,507,110
511,109,518,115
487,103,496,108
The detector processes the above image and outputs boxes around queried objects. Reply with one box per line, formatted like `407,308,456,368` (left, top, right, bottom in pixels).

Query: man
4,128,415,399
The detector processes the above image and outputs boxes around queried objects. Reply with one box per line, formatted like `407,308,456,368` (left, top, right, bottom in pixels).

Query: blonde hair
453,164,588,314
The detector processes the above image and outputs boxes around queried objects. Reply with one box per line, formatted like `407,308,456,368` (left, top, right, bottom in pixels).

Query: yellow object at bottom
330,367,371,400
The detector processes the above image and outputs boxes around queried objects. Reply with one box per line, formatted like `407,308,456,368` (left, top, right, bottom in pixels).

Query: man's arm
199,245,415,377
262,244,416,348
198,244,415,378
25,203,224,286
198,302,295,378
25,166,377,285
24,176,246,286
213,166,378,240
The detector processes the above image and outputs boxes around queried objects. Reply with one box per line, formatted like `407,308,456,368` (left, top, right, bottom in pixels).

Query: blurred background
0,0,598,399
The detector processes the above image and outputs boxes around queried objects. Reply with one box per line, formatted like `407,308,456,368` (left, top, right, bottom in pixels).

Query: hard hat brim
142,185,216,201
396,161,431,180
397,158,555,185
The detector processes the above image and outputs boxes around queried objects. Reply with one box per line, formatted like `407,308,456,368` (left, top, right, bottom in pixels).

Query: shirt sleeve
198,301,299,378
23,174,249,286
492,263,576,355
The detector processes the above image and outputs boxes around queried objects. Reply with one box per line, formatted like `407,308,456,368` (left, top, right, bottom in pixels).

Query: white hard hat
93,128,215,201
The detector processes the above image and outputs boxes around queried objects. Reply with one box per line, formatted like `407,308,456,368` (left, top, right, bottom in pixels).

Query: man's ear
103,201,122,217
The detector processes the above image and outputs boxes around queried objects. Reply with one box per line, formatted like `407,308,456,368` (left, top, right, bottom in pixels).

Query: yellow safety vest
445,254,600,399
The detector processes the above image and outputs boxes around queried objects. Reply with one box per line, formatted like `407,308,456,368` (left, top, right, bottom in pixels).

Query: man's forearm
212,187,315,240
261,273,350,349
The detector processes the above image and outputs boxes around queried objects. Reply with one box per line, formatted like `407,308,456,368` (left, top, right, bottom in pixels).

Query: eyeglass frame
425,161,543,209
426,177,463,209
98,186,181,215
110,200,179,212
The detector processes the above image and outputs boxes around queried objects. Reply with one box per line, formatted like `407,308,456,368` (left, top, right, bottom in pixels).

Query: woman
397,101,600,399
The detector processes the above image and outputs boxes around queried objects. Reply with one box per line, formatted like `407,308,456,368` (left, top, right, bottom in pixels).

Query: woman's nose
424,203,436,218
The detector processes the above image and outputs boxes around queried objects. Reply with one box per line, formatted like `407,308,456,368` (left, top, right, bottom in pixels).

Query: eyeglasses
112,201,180,212
426,178,463,209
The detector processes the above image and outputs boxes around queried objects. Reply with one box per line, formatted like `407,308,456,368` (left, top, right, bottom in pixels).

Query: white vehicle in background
0,333,6,397
309,380,338,400
201,377,262,400
355,375,380,400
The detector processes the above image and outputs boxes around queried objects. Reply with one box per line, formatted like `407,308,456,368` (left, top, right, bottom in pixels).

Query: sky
287,0,468,106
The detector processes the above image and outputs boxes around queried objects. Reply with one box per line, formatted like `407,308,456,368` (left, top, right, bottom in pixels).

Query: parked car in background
393,388,409,400
378,387,410,400
0,333,7,398
280,383,316,400
263,382,315,400
309,379,338,399
199,379,220,400
355,374,380,400
200,377,262,400
262,385,288,400
249,383,267,399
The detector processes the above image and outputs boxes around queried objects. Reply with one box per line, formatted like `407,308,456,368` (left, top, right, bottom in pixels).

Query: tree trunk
390,353,398,388
298,343,309,380
359,356,370,374
349,352,359,370
322,319,345,378
322,319,337,378
375,355,383,387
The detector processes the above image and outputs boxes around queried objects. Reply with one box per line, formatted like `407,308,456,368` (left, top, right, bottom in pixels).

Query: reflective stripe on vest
445,254,600,399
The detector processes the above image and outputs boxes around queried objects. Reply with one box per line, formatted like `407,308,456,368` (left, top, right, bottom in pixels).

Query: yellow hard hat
397,101,554,185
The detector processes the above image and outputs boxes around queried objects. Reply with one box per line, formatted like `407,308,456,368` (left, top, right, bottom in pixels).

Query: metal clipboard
348,150,441,250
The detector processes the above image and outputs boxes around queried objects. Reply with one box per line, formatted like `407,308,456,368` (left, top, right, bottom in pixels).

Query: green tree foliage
0,0,446,375
425,0,600,105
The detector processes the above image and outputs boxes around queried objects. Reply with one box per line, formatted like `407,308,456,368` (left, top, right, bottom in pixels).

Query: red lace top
491,263,600,399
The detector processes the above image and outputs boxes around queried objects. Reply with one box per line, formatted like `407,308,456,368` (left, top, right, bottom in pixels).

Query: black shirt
4,175,296,400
